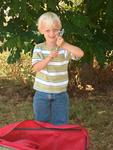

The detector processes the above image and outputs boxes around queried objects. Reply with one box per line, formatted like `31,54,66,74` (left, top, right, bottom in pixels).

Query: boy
32,12,84,125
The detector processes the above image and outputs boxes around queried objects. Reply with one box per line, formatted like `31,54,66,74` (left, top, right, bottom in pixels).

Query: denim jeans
33,91,69,125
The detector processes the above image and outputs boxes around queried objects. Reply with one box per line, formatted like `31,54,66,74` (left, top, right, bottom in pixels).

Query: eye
46,30,50,33
54,29,59,32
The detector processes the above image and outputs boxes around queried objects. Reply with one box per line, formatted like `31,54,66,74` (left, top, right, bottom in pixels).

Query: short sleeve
64,50,81,61
64,50,71,60
32,44,43,65
71,53,81,61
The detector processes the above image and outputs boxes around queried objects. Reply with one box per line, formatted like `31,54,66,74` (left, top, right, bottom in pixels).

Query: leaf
87,0,104,14
47,0,57,10
105,0,113,26
0,46,3,53
7,48,21,64
94,43,106,66
71,14,90,27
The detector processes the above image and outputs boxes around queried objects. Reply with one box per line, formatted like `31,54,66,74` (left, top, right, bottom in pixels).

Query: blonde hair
37,12,62,32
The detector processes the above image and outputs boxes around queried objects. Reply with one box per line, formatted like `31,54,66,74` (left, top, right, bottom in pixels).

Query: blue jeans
33,91,69,125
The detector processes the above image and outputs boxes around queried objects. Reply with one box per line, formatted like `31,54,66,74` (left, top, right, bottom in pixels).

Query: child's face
40,21,61,43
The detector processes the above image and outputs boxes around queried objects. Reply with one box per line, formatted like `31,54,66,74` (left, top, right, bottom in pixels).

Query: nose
49,31,55,37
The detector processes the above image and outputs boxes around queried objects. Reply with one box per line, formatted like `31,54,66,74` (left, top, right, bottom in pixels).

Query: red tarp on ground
0,120,89,150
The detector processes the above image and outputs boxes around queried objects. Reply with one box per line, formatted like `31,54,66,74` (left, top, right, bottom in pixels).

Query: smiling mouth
49,37,56,39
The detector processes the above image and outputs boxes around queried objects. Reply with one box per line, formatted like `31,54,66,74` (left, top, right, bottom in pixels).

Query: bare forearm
33,56,51,72
62,42,84,57
33,51,59,72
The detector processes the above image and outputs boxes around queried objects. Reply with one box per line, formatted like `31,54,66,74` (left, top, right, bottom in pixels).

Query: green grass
0,52,113,150
0,147,12,150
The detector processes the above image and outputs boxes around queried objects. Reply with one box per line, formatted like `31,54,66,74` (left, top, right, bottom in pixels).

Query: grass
0,147,11,150
0,52,113,150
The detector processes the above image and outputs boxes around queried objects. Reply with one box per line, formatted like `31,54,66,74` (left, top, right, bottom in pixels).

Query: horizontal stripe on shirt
48,60,68,66
40,70,68,76
32,58,42,65
35,78,68,86
32,59,69,66
33,83,67,93
33,48,66,55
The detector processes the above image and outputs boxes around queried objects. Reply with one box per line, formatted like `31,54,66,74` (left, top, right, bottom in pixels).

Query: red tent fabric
0,120,89,150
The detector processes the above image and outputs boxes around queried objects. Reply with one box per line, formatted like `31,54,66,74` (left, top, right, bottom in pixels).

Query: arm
56,36,84,58
33,51,59,72
62,42,84,58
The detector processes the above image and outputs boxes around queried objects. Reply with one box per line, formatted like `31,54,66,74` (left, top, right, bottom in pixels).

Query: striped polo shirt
32,42,71,93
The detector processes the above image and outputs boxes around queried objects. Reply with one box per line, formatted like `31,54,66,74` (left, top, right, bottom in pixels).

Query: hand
48,51,59,59
56,36,64,48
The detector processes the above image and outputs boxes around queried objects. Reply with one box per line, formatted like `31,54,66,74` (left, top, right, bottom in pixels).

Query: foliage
0,51,33,86
0,0,113,66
